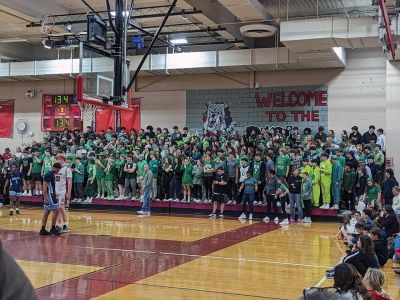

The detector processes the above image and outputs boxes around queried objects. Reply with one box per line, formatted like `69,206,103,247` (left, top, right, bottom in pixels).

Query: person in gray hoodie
138,165,153,216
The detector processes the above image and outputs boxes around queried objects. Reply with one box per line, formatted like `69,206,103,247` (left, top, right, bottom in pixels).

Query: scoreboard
42,94,82,132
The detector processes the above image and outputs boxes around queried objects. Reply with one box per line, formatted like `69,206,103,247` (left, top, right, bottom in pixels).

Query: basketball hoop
41,13,56,35
78,100,101,129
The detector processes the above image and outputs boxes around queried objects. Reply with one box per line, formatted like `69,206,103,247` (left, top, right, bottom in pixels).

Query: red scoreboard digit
42,94,82,132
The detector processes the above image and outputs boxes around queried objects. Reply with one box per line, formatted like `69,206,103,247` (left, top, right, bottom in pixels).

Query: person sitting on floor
374,205,399,240
343,235,380,276
369,227,388,267
362,268,391,300
333,263,372,300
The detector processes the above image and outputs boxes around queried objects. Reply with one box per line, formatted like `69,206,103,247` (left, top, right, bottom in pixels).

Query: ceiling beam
0,0,71,20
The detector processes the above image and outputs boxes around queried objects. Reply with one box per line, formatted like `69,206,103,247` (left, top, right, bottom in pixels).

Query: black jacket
382,176,399,204
343,251,379,276
373,239,389,267
287,175,302,194
377,213,400,236
349,131,362,144
362,131,377,144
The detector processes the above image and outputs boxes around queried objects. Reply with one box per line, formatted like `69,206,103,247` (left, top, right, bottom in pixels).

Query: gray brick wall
186,86,328,134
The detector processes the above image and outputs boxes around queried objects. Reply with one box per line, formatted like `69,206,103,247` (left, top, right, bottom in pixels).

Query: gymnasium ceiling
0,0,385,62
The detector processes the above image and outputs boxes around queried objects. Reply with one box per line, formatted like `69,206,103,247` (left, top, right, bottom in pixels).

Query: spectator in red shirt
362,268,391,300
2,148,11,161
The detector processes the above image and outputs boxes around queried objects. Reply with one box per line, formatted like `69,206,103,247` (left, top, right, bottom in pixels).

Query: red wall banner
0,100,14,138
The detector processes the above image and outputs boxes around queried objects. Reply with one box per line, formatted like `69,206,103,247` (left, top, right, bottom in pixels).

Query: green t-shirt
137,160,148,177
32,157,43,174
105,163,116,181
87,164,96,180
203,161,215,177
95,160,105,179
149,159,159,178
74,163,85,183
366,185,381,204
43,156,53,175
252,159,262,180
276,155,290,177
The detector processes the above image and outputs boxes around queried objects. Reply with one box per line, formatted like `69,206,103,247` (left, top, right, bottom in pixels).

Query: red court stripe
2,230,185,267
35,222,278,300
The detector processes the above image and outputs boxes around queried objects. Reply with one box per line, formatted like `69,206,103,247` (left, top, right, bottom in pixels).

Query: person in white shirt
376,128,386,152
392,186,400,224
55,153,73,233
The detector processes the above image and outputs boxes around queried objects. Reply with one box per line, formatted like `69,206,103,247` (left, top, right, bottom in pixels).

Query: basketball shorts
32,173,42,182
212,193,226,203
43,195,59,211
56,194,66,205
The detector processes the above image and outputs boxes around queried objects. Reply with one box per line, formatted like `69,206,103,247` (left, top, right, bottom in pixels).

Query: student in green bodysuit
95,153,106,199
105,157,116,200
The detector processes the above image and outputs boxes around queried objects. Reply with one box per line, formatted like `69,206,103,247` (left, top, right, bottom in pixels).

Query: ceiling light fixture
170,38,188,45
110,11,129,17
43,38,55,49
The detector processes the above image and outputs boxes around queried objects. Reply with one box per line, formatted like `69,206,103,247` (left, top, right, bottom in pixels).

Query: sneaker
16,209,20,215
9,210,13,216
297,219,303,224
21,191,27,196
308,218,312,223
289,219,295,224
331,204,339,210
208,213,216,218
279,218,289,226
238,213,246,220
39,228,50,235
218,214,224,218
326,271,335,279
96,194,101,198
277,201,281,207
274,217,279,223
0,203,3,209
55,225,62,232
62,225,69,233
227,201,232,204
144,211,151,216
65,206,69,212
130,197,136,201
50,227,60,236
137,210,145,215
249,213,253,220
263,216,270,223
27,191,32,196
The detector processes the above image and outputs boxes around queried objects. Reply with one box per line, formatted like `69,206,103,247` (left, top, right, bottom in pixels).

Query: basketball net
41,13,56,35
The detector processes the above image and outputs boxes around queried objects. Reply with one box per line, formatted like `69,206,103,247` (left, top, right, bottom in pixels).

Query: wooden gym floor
0,207,399,300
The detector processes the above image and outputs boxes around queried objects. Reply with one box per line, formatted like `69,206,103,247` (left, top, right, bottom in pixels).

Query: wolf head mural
203,102,235,132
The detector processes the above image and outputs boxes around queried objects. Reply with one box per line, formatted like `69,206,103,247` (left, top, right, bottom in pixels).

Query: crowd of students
0,124,396,223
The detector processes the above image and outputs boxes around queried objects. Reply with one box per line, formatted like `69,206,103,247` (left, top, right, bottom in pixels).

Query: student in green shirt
364,178,382,211
275,149,291,178
31,150,43,196
277,177,290,225
181,157,193,202
72,157,85,202
84,157,97,202
105,157,116,200
42,150,54,176
148,153,159,199
95,153,106,199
